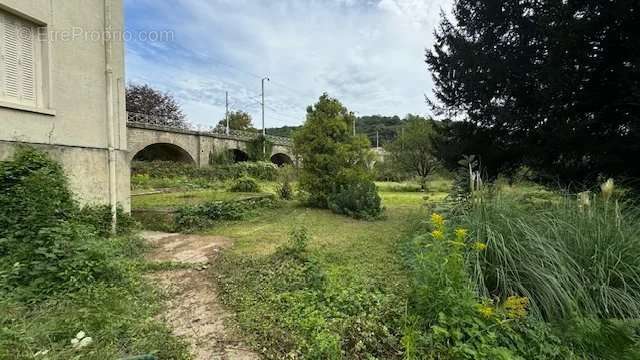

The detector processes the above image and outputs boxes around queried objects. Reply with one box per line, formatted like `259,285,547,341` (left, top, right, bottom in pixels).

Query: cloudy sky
124,0,452,129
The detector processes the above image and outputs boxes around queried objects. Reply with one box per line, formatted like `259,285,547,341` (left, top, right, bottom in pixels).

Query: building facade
0,0,129,210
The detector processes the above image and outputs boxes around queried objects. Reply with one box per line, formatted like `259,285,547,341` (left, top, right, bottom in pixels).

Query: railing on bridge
127,112,293,146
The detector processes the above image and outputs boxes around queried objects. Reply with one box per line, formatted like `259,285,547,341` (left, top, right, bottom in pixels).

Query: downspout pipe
104,0,117,234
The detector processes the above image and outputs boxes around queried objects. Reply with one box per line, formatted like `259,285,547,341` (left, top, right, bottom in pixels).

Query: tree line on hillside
268,114,428,146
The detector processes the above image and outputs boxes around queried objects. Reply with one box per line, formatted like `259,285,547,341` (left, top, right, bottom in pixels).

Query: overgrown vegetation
0,147,188,358
131,160,278,190
402,213,575,359
276,164,296,200
215,202,414,359
246,135,274,162
462,192,640,321
174,195,279,232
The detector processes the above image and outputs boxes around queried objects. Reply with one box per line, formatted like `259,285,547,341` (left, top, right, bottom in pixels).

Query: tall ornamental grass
461,187,640,320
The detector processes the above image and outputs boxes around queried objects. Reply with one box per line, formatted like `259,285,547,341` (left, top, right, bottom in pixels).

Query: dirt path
142,231,260,360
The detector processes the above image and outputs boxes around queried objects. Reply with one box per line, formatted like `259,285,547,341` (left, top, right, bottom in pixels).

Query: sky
124,0,452,129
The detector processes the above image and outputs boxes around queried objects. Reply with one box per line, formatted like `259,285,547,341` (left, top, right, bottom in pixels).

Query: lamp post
261,77,270,156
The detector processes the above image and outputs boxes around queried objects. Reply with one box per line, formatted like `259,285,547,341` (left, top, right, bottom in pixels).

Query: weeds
217,221,405,359
0,147,189,358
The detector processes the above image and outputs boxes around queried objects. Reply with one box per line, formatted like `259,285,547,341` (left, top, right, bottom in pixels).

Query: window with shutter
0,10,40,108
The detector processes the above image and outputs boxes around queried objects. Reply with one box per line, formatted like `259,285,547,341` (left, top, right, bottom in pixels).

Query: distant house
0,0,129,210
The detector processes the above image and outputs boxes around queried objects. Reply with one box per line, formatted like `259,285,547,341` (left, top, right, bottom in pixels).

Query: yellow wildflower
504,296,529,319
431,213,445,229
473,242,488,251
431,229,444,240
454,228,468,241
477,304,495,319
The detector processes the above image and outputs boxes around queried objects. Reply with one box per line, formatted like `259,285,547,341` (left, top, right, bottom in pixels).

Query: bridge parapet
127,112,293,146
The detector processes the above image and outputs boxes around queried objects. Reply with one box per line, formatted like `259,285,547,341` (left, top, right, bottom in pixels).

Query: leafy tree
426,0,640,184
126,83,187,128
293,94,374,208
387,116,439,189
216,110,256,132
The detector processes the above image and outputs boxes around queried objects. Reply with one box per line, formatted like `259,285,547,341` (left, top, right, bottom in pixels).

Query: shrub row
131,160,279,182
134,195,279,232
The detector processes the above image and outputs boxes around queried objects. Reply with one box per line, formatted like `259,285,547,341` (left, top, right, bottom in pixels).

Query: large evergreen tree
294,94,372,207
427,1,640,183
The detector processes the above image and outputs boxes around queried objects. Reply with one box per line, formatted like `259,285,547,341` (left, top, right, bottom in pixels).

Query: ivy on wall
246,135,274,162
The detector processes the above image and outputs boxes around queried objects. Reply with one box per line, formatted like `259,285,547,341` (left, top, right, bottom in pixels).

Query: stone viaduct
127,113,295,167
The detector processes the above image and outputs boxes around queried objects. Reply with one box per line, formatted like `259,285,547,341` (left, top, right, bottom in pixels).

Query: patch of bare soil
142,231,260,360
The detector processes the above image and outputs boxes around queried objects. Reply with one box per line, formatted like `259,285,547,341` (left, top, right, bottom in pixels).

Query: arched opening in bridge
228,149,249,163
132,143,195,164
271,153,293,167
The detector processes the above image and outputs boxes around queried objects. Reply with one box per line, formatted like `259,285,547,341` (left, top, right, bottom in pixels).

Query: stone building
0,0,129,210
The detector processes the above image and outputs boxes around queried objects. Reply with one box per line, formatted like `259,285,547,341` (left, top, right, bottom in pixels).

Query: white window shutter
1,13,20,102
18,20,36,106
0,12,38,107
0,13,3,98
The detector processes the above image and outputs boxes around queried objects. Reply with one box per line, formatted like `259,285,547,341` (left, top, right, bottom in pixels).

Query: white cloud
125,0,452,128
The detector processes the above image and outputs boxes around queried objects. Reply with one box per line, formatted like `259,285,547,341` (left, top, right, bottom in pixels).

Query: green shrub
277,226,310,257
233,161,278,181
229,177,260,193
174,196,278,232
328,178,383,220
276,164,296,200
246,136,274,162
78,205,137,237
0,148,132,297
374,159,412,182
376,182,422,193
0,147,76,233
0,148,188,357
277,181,294,200
294,94,375,208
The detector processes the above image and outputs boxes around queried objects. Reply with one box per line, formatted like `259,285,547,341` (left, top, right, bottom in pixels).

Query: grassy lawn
198,188,432,358
131,182,440,211
209,194,424,280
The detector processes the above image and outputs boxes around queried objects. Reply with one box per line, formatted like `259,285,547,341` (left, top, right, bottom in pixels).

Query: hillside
267,114,419,146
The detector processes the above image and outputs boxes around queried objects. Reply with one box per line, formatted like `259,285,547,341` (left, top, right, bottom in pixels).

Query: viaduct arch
127,122,295,167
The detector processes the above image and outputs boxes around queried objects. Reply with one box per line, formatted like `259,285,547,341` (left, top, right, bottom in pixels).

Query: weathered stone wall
0,141,131,211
